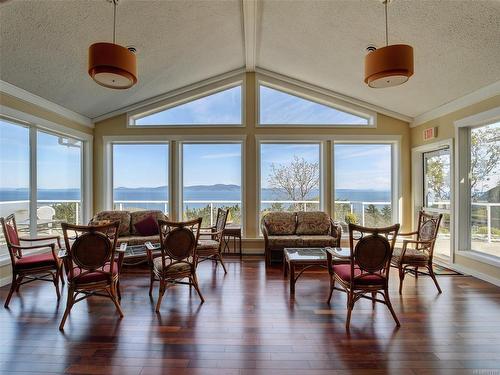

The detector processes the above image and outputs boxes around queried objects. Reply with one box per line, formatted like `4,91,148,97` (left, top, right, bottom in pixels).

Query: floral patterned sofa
89,210,168,246
261,211,342,265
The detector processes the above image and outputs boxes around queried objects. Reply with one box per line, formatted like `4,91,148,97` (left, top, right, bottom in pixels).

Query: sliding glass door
423,147,452,259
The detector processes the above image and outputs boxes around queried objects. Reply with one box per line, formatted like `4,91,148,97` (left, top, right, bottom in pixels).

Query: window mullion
29,127,37,239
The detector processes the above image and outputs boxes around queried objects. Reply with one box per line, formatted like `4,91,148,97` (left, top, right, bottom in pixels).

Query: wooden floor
1,257,500,375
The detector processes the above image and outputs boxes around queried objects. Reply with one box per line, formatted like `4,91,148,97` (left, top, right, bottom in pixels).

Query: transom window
132,85,242,126
259,84,371,126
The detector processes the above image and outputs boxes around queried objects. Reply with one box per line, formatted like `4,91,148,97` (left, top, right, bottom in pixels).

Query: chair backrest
158,218,202,264
416,210,442,242
214,208,229,239
348,223,400,283
37,206,55,220
61,221,119,281
0,214,21,263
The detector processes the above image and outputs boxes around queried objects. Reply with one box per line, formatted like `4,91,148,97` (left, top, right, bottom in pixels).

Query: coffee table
284,247,350,296
122,243,161,266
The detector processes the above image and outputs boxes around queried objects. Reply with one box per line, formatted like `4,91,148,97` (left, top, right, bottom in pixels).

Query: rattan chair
391,210,443,294
327,223,400,329
148,218,204,312
197,208,229,273
59,221,124,330
1,214,63,308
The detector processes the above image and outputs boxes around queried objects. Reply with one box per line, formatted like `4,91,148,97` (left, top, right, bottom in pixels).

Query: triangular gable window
259,85,369,125
134,85,242,126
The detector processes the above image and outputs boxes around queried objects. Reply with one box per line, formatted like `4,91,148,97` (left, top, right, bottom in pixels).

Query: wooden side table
222,227,242,258
283,248,328,296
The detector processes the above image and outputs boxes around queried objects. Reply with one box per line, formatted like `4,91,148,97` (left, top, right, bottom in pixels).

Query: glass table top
284,247,350,261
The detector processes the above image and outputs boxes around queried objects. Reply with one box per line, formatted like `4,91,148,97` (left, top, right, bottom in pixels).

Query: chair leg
371,292,376,309
59,264,65,285
15,275,23,292
110,282,124,317
155,280,166,313
398,265,405,295
59,286,75,330
327,276,335,304
191,273,205,303
149,271,155,297
4,273,18,308
427,264,442,294
217,253,227,274
346,291,354,330
414,266,419,279
383,289,400,327
116,280,122,300
52,271,61,300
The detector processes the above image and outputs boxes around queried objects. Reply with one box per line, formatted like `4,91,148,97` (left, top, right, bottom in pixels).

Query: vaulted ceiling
1,0,499,122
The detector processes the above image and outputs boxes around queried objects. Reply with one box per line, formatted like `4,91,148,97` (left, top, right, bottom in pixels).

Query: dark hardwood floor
1,257,500,375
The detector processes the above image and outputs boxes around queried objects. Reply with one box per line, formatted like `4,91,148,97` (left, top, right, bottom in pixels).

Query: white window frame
0,107,92,262
256,74,376,128
455,106,500,266
103,136,172,215
178,139,246,233
411,139,455,263
256,137,327,235
127,74,246,128
332,136,401,227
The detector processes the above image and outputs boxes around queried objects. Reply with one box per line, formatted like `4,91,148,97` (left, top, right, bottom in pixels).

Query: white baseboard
434,259,500,287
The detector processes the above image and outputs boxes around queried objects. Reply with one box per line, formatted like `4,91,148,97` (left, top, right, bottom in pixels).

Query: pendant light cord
384,0,388,46
112,0,117,44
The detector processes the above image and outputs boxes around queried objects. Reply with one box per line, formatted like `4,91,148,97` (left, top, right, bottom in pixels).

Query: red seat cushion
68,262,118,284
133,215,159,236
16,252,57,270
333,264,386,285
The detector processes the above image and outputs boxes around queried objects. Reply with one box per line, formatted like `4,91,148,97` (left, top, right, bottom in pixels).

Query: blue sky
0,120,81,190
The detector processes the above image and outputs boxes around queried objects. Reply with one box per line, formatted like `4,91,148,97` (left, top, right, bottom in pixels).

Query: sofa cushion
262,212,297,235
90,211,131,236
296,211,331,235
117,235,160,246
300,235,337,248
130,210,167,235
267,235,303,249
134,215,159,236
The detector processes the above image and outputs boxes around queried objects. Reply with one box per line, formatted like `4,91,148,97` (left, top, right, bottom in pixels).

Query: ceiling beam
242,0,258,72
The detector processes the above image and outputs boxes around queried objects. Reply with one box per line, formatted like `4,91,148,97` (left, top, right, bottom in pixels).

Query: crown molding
411,80,500,128
0,80,93,128
92,67,246,123
255,67,413,124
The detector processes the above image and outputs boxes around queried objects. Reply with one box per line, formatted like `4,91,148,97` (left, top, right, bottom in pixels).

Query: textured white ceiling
258,0,500,118
0,0,245,118
0,0,499,120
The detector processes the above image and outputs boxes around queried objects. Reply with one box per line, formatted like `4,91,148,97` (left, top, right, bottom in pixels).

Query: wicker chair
59,221,125,330
391,210,443,294
148,218,204,312
197,208,229,273
327,223,400,329
1,214,64,308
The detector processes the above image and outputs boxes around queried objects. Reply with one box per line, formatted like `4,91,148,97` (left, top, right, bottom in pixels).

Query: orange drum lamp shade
364,44,413,88
88,42,137,89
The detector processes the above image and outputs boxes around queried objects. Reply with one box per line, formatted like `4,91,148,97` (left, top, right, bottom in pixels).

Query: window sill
456,250,500,268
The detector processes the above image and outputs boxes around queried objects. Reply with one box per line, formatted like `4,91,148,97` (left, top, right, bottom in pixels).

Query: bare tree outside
268,155,319,210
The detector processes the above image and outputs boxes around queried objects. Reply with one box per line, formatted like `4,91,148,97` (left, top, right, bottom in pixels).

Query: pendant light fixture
88,0,137,89
364,0,413,88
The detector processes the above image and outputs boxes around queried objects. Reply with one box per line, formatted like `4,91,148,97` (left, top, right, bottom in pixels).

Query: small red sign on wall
423,127,437,141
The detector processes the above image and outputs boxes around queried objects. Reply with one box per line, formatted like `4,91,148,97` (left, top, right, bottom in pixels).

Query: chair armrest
58,249,68,258
19,235,62,248
398,231,418,237
400,239,433,257
11,243,55,251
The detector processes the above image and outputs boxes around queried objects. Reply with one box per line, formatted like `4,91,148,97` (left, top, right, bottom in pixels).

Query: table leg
283,258,288,278
289,262,295,296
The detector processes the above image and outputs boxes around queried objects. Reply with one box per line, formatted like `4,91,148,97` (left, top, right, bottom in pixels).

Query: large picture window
182,143,242,227
334,143,394,227
112,144,169,214
260,143,321,215
469,122,499,257
132,85,242,126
